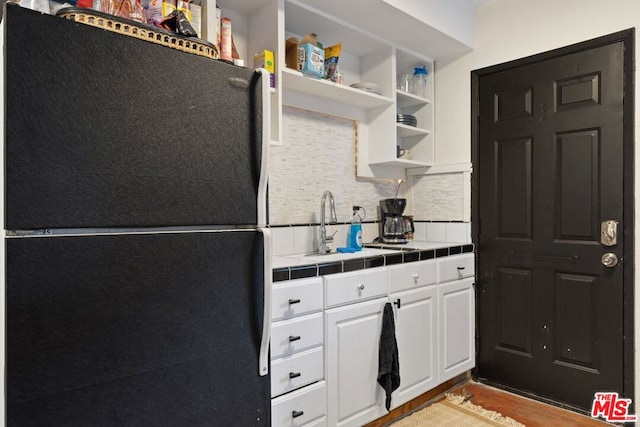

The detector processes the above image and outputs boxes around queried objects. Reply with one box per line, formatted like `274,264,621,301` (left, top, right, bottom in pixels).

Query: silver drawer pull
413,273,419,283
357,284,365,291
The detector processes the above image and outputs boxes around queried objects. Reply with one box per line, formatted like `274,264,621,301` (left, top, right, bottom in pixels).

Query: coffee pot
379,198,407,244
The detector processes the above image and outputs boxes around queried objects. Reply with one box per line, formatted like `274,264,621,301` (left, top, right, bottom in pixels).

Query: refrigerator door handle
255,68,270,227
258,227,272,376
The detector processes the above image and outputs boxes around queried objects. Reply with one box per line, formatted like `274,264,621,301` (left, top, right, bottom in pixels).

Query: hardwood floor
367,377,615,426
448,382,614,427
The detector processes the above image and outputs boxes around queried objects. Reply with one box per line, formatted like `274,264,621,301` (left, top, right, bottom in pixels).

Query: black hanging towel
377,302,400,411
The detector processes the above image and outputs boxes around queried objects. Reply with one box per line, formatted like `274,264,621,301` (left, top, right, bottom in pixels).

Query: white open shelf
370,158,431,168
397,90,431,109
281,68,394,109
397,123,431,138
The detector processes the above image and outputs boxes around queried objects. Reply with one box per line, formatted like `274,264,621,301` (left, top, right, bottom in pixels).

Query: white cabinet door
389,286,437,408
325,297,387,427
438,277,475,383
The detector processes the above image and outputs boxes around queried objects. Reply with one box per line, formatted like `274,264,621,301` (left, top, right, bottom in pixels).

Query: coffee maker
379,198,407,244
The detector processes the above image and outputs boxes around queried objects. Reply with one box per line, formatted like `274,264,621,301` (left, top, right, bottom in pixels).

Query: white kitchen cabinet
272,380,327,426
324,267,388,308
388,258,437,294
272,276,323,321
271,277,326,426
271,312,323,359
325,297,388,427
438,253,475,283
388,281,437,408
271,347,324,397
437,277,475,383
437,254,475,383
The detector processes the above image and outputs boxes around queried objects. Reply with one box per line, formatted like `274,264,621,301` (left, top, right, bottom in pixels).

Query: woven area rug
392,393,526,426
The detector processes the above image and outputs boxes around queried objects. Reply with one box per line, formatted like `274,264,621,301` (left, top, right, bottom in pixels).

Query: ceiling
466,0,492,6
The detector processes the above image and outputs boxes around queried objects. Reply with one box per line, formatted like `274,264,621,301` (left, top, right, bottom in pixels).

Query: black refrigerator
3,5,272,426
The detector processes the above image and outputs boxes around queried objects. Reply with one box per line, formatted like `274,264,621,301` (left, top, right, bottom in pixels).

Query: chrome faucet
319,190,338,254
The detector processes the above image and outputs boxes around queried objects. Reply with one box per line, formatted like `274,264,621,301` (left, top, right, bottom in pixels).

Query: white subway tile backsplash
362,222,380,243
413,222,427,241
293,225,318,254
426,223,446,241
269,106,400,225
445,223,470,243
271,227,295,256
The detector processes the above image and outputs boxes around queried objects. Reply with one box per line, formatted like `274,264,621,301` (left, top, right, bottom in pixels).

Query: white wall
434,0,640,404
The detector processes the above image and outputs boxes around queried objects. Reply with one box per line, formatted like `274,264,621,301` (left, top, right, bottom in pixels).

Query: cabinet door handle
292,410,304,418
393,298,401,309
289,335,301,342
457,266,466,270
288,298,301,305
357,284,365,291
413,273,419,284
289,372,301,379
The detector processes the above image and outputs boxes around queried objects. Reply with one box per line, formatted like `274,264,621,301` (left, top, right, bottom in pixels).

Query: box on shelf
177,0,201,37
254,50,275,88
285,37,303,71
215,6,221,50
220,16,232,61
299,33,324,78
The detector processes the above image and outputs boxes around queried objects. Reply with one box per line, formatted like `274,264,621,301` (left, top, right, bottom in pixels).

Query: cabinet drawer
324,268,388,308
273,277,323,321
271,347,324,397
388,259,437,293
438,254,475,283
271,312,323,360
272,380,326,427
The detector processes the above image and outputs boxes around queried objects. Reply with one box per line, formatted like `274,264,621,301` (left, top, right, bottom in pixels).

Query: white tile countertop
272,247,401,269
271,241,475,281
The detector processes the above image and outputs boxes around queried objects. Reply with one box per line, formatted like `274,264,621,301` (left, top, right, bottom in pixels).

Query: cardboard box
300,42,324,78
285,37,304,71
254,50,276,88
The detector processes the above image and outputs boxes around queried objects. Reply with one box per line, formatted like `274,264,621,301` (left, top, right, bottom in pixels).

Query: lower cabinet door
438,278,476,383
390,286,438,408
325,298,387,427
272,381,326,427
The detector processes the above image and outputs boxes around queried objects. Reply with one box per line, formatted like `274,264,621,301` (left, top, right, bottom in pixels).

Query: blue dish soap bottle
348,206,363,251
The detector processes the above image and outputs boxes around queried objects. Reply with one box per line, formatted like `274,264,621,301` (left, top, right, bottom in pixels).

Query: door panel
554,130,599,242
496,137,532,239
476,37,628,410
495,267,533,356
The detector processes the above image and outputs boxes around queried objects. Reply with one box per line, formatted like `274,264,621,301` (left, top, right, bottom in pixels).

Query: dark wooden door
475,32,633,410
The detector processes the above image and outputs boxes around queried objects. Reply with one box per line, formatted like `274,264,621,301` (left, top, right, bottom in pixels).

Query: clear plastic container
411,66,428,98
